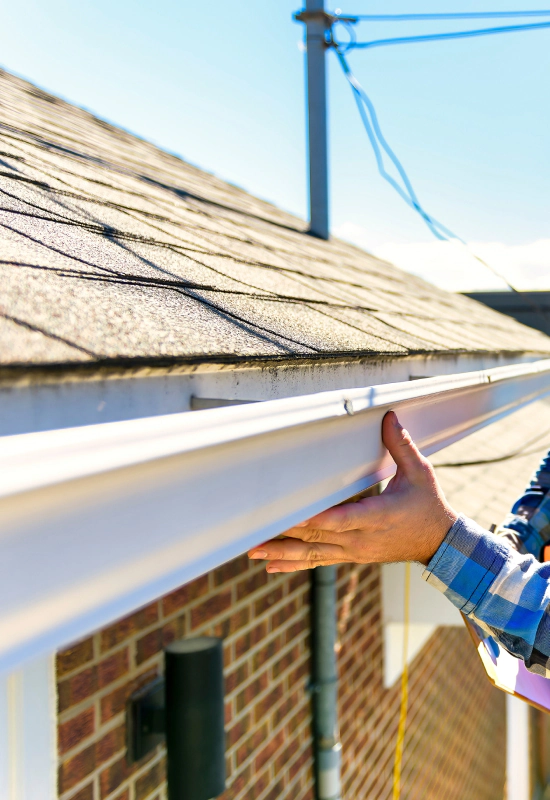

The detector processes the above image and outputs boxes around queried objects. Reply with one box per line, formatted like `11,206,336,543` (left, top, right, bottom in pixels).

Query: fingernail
267,566,280,573
249,550,268,559
392,413,403,430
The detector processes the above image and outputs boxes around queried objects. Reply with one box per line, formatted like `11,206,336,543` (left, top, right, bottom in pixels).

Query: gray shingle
1,67,549,368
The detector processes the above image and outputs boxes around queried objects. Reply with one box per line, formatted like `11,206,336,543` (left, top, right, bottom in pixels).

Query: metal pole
303,0,330,239
312,566,342,800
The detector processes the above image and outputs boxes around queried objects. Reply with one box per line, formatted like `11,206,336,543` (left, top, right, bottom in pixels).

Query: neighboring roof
0,68,549,370
465,291,550,338
433,395,550,530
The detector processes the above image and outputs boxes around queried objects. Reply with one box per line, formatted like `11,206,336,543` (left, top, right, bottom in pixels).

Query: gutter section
0,360,549,672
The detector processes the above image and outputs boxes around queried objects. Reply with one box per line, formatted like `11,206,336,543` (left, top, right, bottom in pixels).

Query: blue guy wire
331,18,550,311
335,50,461,242
345,11,550,21
332,48,541,299
346,20,550,50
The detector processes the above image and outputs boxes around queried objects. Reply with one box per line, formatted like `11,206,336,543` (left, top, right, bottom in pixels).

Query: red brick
224,763,252,795
136,629,163,665
272,644,301,678
58,743,96,793
101,603,159,652
273,693,297,728
236,671,269,713
289,747,312,780
262,778,286,800
58,706,95,755
162,575,209,616
95,724,125,766
214,607,250,639
284,617,308,645
287,704,309,734
65,784,94,800
58,666,98,712
236,569,269,600
135,757,166,800
287,660,309,685
99,755,128,798
98,648,129,689
212,555,248,586
234,621,268,659
252,636,281,672
253,586,284,617
236,722,268,766
250,765,271,796
190,590,232,629
253,684,284,723
255,729,285,771
270,598,298,628
226,662,249,694
57,637,95,677
287,572,308,593
227,713,252,748
161,618,183,648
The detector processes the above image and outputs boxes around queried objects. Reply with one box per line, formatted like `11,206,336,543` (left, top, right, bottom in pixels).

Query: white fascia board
0,359,549,674
0,351,540,437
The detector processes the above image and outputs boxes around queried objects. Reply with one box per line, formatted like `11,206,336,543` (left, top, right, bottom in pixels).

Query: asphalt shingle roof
1,68,549,369
432,397,550,530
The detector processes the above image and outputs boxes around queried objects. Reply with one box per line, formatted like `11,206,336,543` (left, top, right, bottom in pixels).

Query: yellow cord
392,562,411,800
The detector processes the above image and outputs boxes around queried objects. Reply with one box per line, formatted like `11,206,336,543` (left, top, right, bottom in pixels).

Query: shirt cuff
422,514,510,615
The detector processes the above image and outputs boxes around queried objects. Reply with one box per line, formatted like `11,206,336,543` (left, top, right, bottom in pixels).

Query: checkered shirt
423,510,550,676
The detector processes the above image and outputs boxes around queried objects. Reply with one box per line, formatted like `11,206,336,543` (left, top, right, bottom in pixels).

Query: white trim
0,360,549,673
506,694,531,800
0,655,57,800
381,562,462,687
0,352,539,437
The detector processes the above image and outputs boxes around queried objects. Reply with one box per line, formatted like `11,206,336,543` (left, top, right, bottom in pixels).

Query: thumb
382,411,425,475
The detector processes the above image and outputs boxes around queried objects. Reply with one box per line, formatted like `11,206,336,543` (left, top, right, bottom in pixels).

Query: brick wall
57,555,505,800
57,557,313,800
336,563,505,800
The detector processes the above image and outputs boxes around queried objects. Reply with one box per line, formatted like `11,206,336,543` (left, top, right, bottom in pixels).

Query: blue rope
332,36,550,308
344,11,550,22
347,20,550,50
335,50,461,242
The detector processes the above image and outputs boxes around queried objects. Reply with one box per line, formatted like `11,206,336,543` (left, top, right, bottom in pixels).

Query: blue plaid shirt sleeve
423,514,550,676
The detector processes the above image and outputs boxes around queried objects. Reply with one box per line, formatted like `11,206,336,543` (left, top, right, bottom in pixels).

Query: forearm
424,515,550,675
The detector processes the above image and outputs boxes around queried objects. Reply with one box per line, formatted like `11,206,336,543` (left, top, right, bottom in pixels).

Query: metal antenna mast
295,1,331,240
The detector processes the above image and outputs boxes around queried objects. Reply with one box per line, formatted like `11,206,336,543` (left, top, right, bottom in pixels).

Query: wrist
420,506,458,566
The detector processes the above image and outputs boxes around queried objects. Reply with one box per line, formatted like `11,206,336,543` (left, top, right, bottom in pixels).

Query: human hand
248,411,458,572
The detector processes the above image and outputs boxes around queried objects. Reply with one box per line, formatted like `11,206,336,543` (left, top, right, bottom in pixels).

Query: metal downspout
312,565,342,800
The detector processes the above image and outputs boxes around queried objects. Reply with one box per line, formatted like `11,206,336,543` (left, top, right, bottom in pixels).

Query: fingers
249,537,344,565
291,496,381,535
264,558,344,573
382,411,425,476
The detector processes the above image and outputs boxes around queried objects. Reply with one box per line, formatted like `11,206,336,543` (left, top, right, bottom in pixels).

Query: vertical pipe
304,0,330,239
312,565,341,800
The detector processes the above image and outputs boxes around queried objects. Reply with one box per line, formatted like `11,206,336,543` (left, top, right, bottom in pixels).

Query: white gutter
0,359,549,673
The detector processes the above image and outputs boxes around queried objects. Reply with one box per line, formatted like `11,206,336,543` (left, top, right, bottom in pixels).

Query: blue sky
1,0,549,290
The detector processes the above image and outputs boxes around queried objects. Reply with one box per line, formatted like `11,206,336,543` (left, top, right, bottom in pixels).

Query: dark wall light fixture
128,637,226,800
